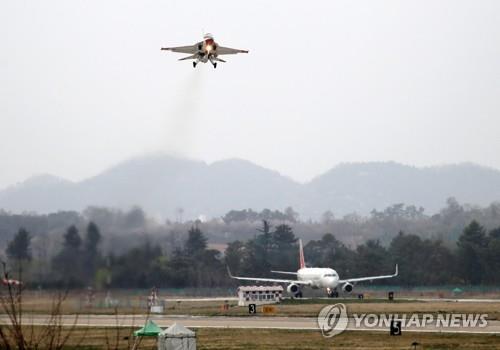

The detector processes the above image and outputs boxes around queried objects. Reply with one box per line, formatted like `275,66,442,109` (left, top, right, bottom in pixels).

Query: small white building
158,323,196,350
237,285,283,306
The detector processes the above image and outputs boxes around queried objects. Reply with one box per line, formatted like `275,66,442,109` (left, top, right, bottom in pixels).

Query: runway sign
390,320,402,336
263,305,276,314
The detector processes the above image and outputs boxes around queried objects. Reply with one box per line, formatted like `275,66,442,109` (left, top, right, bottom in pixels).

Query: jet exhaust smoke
162,69,204,157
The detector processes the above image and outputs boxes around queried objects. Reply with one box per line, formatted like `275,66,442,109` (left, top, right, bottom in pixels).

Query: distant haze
1,155,500,220
1,1,500,189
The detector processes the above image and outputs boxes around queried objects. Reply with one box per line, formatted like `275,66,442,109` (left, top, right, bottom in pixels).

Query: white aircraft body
228,240,398,298
161,33,248,68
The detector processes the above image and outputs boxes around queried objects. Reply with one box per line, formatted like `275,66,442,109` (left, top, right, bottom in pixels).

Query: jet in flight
228,239,398,298
161,33,249,68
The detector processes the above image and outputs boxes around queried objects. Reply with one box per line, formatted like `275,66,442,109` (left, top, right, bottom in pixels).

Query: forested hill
1,155,500,219
305,162,500,217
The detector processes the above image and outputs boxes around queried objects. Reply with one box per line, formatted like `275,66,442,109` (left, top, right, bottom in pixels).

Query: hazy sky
1,1,499,189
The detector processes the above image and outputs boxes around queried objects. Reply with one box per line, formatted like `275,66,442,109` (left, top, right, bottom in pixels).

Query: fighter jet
161,33,248,68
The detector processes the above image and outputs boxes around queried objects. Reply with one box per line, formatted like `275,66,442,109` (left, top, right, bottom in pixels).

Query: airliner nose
325,277,337,288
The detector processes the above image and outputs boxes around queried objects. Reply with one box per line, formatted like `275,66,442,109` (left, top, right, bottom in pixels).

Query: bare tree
0,261,84,350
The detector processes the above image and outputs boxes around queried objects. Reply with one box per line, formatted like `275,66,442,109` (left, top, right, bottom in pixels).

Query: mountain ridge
1,155,500,219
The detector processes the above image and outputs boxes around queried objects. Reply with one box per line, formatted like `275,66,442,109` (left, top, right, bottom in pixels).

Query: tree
124,206,146,229
457,220,488,284
272,224,296,249
224,240,245,274
269,224,297,271
109,242,163,288
284,207,299,222
182,226,223,287
458,220,488,247
237,238,265,276
355,240,389,279
484,226,500,284
83,222,102,284
304,234,355,276
254,220,273,273
52,225,83,287
256,220,272,236
222,209,258,223
185,226,207,256
6,228,32,281
63,225,82,250
388,231,425,286
85,222,101,253
6,228,32,262
0,262,84,350
490,226,500,240
419,239,456,285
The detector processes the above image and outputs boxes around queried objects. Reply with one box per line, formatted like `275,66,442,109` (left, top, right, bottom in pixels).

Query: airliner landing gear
193,61,197,68
213,62,217,68
294,292,303,298
327,288,339,298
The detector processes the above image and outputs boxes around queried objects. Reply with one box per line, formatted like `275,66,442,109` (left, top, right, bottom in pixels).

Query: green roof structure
133,320,163,337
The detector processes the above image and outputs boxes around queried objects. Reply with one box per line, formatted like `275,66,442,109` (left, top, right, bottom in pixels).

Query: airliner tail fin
299,239,305,269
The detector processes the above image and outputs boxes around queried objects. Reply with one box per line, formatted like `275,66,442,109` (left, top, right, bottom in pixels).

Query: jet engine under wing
161,45,198,54
217,46,249,55
338,264,398,284
227,267,310,285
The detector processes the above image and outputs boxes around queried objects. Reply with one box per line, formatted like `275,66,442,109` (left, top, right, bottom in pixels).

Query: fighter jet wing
161,44,198,54
217,46,249,55
338,264,398,284
178,54,198,61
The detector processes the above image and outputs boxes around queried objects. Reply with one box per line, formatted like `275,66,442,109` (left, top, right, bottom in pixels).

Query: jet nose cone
325,277,337,288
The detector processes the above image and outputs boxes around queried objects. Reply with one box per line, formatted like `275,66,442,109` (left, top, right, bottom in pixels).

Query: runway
164,297,500,303
164,297,238,302
2,314,499,334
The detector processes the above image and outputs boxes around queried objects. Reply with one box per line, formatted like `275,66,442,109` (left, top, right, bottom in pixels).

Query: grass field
197,328,500,350
3,291,500,349
4,327,500,349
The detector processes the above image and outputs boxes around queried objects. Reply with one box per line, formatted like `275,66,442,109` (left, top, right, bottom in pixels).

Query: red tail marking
299,239,305,269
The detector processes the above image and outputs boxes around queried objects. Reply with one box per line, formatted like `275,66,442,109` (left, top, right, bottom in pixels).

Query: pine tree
6,228,32,262
457,220,488,284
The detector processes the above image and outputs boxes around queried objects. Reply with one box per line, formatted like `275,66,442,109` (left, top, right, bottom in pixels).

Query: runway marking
2,315,498,335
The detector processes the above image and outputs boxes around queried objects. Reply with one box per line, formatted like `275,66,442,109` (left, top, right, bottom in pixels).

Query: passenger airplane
161,33,248,68
228,239,398,298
